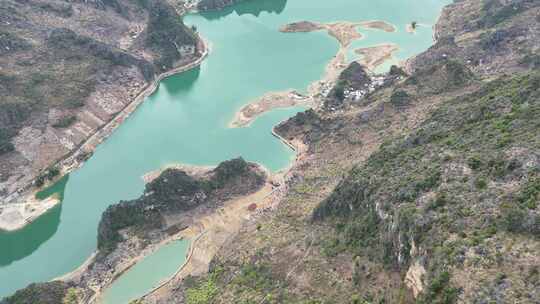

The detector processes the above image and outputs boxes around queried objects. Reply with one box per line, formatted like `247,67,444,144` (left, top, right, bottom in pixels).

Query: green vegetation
0,101,31,155
2,281,69,304
405,59,474,94
0,30,30,55
417,271,459,304
61,288,79,304
520,52,540,68
313,71,540,301
0,129,15,155
390,89,411,107
389,65,408,77
35,174,70,201
325,61,371,108
52,115,77,129
97,158,265,253
333,79,347,101
36,2,73,17
146,0,197,71
35,167,60,188
185,269,221,304
516,176,539,210
480,0,534,27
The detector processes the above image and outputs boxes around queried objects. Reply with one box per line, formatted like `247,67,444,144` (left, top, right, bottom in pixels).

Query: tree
62,288,79,304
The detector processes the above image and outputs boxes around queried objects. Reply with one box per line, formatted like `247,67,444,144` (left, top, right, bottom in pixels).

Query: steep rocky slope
0,0,199,205
171,1,539,304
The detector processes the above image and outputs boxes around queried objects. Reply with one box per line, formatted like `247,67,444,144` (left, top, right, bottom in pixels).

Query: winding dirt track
140,182,277,301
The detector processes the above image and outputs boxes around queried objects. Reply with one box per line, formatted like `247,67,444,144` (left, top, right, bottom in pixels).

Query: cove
98,239,190,304
0,0,449,297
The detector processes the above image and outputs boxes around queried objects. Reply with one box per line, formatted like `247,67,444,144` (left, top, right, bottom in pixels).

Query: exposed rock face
0,0,199,205
405,260,426,298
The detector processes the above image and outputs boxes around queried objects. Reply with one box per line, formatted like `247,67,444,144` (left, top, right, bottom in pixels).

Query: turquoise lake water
99,239,190,304
0,0,448,298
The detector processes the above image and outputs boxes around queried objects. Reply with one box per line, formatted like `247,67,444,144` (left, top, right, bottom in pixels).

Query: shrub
52,115,76,128
499,202,527,233
34,167,60,188
64,99,85,109
333,79,347,101
146,0,196,70
467,156,482,170
62,288,79,304
186,277,218,304
474,177,487,189
3,281,69,304
427,192,449,210
419,270,459,304
480,1,528,27
0,129,15,155
517,177,539,210
390,90,410,107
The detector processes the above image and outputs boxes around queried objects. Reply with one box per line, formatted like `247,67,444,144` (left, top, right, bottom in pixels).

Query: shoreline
50,160,272,304
229,90,313,128
140,180,283,302
1,1,453,300
87,235,190,304
355,43,400,72
142,163,214,184
0,196,60,232
0,36,209,233
230,19,398,129
97,5,451,304
137,231,204,301
88,179,277,304
135,121,305,303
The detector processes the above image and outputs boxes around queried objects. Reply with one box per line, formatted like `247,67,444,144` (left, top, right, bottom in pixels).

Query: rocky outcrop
405,260,426,298
97,158,266,254
324,62,371,108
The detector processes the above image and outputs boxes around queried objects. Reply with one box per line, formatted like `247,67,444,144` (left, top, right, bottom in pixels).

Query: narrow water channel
99,239,190,304
0,0,449,297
